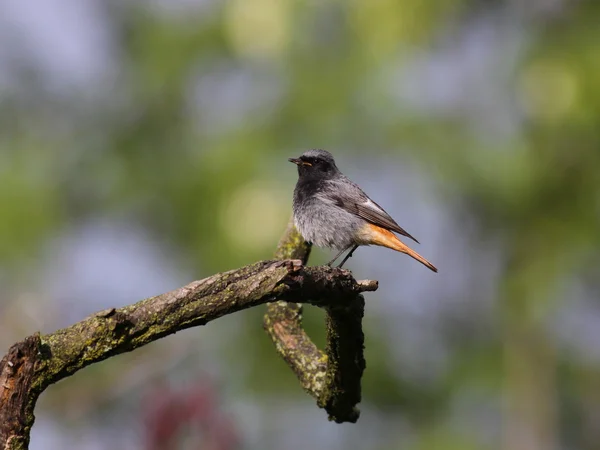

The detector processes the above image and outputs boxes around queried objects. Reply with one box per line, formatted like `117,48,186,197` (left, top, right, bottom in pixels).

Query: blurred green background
1,0,599,449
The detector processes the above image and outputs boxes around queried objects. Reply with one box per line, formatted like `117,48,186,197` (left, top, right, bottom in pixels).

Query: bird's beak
288,158,311,166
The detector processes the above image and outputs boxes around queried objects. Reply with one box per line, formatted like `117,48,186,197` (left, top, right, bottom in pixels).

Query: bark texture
0,225,377,449
264,221,375,422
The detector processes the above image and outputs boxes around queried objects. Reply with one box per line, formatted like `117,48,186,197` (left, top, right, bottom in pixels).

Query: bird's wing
329,178,420,244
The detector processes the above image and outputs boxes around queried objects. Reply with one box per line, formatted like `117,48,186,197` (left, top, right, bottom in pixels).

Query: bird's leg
327,247,350,267
337,244,358,268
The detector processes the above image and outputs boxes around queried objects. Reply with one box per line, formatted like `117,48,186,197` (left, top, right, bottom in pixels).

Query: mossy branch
264,220,376,423
0,227,377,450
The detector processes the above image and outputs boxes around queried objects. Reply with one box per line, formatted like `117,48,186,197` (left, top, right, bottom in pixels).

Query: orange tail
360,224,438,273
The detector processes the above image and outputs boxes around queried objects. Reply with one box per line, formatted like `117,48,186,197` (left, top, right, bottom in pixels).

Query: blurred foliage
1,0,600,449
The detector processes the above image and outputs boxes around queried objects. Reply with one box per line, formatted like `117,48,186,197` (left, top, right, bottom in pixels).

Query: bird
289,149,437,272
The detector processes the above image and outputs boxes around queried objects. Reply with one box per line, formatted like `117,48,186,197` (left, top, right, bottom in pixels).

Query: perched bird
289,149,437,272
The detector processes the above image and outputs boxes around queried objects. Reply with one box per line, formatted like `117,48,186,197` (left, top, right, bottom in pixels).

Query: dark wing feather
330,178,420,244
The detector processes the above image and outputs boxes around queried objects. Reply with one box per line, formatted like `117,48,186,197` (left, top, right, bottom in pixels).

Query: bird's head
288,149,339,179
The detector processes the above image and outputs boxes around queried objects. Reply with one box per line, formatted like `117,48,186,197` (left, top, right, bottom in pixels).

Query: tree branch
264,221,377,423
0,227,378,449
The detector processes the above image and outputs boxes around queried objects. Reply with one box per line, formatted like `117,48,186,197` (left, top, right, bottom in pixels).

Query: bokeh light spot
220,180,289,253
519,59,579,122
225,0,291,59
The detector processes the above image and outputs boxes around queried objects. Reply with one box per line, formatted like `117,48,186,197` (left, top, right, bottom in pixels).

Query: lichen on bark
264,219,370,423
